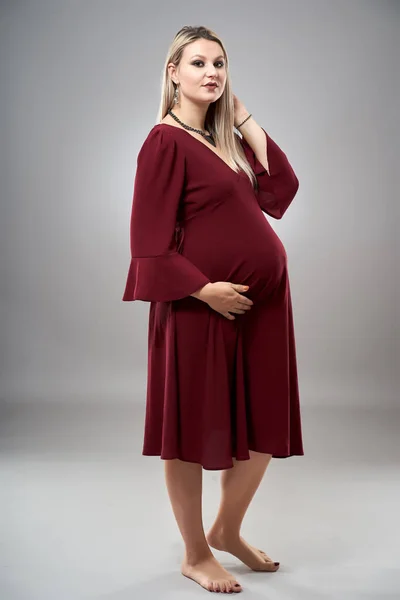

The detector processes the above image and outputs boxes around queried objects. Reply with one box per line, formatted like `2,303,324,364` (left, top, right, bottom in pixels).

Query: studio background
1,1,398,406
1,1,399,599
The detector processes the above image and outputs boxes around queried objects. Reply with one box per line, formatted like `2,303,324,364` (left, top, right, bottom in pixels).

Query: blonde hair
156,25,258,189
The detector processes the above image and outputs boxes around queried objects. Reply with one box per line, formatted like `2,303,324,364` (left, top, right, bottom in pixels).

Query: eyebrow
190,54,225,60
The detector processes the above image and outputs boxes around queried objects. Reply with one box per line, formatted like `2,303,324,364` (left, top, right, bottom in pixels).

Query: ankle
208,524,241,541
184,548,213,566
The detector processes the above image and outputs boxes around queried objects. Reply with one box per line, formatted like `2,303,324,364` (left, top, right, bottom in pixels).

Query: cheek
182,71,202,87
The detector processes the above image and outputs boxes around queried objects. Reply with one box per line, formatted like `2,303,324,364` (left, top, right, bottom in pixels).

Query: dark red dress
122,123,304,470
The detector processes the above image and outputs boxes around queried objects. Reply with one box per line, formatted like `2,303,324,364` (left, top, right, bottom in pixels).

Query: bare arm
235,114,270,175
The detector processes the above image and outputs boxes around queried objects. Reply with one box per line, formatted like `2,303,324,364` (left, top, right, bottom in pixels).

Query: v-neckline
156,122,241,176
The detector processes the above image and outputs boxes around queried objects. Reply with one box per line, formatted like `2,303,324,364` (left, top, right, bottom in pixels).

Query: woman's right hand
191,282,253,320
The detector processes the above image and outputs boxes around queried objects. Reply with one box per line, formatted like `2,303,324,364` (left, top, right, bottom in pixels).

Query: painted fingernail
274,562,280,566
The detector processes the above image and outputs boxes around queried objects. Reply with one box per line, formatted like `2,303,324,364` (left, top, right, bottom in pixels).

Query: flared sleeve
238,127,299,219
122,127,211,302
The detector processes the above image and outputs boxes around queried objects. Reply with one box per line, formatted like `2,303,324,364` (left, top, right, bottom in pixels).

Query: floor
1,400,399,599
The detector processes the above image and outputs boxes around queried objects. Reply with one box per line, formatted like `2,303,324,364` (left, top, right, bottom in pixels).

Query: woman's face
171,39,227,104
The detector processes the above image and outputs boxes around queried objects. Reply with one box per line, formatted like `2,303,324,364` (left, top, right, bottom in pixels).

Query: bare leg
206,450,280,572
164,458,243,593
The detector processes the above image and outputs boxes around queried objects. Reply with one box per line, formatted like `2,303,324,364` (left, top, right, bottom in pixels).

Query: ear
167,63,178,84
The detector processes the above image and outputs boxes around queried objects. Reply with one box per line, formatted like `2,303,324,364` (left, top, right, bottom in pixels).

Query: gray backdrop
1,0,398,406
1,2,400,599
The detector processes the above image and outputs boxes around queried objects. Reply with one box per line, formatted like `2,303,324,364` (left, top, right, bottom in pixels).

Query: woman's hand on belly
191,282,254,320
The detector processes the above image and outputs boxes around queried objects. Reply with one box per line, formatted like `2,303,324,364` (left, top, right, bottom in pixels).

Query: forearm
235,115,270,175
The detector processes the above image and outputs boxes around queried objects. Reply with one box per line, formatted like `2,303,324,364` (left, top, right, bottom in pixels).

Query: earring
174,83,179,104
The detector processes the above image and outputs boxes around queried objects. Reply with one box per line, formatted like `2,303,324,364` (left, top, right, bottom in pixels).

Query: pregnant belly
181,213,288,302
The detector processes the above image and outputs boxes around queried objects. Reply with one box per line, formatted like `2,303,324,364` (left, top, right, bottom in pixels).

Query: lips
204,83,217,87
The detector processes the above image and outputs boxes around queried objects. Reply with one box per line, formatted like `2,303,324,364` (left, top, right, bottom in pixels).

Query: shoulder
138,124,181,159
136,125,186,173
144,124,181,147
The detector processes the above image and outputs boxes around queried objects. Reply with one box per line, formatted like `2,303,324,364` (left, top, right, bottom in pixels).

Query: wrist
235,112,251,129
190,282,213,301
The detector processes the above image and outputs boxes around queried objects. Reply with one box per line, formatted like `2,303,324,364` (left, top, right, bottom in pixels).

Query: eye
192,60,225,68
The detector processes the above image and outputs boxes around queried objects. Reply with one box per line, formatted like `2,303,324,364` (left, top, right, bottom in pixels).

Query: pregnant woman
122,25,304,594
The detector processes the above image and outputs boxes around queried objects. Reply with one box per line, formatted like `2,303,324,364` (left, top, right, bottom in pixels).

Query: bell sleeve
122,127,211,302
237,127,299,219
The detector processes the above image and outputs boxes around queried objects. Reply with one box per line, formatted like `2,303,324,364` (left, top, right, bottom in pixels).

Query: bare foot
206,529,280,572
181,554,243,593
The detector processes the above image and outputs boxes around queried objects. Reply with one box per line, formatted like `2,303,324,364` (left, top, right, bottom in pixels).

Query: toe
231,581,242,592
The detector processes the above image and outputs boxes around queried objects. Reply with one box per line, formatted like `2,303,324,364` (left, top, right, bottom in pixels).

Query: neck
170,102,210,131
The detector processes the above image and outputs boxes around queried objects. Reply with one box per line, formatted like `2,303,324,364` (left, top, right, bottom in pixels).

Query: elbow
265,176,299,220
279,177,300,219
288,172,300,198
281,173,300,214
293,174,300,195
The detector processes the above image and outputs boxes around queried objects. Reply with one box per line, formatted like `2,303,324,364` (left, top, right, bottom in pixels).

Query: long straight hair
156,25,257,189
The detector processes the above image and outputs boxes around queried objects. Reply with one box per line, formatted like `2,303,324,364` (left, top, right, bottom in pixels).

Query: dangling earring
173,83,180,105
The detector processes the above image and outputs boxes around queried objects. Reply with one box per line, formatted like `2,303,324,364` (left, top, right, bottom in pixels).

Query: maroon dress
122,123,304,470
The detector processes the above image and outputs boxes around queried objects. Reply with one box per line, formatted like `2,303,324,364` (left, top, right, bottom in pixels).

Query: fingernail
274,562,280,566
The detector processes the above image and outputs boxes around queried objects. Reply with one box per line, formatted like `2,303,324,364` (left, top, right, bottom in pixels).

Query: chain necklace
167,108,216,147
